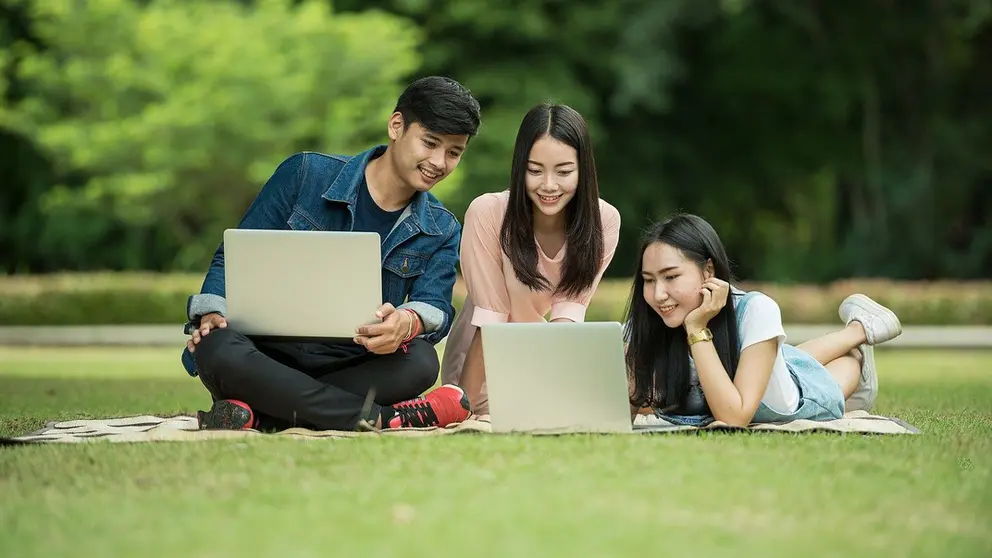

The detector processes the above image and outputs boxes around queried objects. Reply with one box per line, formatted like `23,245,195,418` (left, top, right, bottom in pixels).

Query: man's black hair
393,76,482,137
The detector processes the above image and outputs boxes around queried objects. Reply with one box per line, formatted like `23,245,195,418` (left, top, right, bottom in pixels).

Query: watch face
689,329,710,343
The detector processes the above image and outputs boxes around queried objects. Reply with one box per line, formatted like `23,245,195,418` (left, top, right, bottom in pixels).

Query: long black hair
499,103,604,298
623,213,742,411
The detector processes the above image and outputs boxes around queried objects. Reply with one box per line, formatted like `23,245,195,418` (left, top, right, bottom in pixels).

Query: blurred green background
2,0,990,285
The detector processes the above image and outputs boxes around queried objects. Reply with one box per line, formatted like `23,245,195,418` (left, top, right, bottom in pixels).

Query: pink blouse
440,190,622,409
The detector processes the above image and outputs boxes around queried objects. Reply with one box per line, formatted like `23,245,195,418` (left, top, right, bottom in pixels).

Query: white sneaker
838,294,902,413
845,344,877,413
838,294,902,345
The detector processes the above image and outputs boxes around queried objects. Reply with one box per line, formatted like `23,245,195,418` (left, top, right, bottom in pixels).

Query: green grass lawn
1,347,990,557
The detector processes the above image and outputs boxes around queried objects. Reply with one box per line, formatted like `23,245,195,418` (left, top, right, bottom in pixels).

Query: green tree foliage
1,0,990,281
1,0,420,270
337,0,992,281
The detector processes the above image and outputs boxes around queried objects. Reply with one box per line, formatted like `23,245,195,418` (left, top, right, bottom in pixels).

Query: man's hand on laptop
186,312,227,353
353,303,419,355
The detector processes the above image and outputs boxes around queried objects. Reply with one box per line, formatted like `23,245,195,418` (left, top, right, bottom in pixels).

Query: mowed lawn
1,347,990,558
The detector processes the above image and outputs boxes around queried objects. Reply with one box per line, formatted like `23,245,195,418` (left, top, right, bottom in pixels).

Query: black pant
193,328,438,431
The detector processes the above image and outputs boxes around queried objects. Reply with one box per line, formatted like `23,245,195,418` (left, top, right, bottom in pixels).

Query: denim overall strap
652,291,757,427
733,290,760,329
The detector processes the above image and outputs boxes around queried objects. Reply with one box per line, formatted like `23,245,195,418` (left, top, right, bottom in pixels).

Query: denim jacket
180,145,461,376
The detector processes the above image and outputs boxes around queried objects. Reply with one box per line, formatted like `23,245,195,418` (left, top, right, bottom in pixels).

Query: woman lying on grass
624,213,903,427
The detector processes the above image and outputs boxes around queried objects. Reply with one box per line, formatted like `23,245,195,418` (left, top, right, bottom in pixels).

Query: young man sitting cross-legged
179,76,480,432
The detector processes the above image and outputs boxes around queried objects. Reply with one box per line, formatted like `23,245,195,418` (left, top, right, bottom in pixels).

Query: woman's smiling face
524,135,579,218
640,241,712,328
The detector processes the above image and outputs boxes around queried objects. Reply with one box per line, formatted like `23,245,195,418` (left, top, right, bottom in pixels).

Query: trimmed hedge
0,273,203,326
1,273,990,326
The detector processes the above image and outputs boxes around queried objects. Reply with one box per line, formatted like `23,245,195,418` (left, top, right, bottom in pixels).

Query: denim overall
655,291,846,426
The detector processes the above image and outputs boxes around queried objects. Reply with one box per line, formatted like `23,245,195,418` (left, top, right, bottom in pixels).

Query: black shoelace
394,400,438,428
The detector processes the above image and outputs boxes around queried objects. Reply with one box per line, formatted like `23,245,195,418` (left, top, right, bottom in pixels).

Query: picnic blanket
1,410,919,444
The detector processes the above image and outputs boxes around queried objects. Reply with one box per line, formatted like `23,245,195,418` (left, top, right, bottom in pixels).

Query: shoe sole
197,401,254,430
840,294,902,345
845,343,877,413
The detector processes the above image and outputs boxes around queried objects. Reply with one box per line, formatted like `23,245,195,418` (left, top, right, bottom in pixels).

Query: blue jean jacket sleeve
185,153,306,323
398,222,461,344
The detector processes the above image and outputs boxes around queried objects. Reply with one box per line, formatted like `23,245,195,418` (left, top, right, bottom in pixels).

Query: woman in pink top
440,103,622,415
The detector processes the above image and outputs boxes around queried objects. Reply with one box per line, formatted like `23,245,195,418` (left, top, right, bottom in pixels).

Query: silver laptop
481,321,634,434
222,229,382,340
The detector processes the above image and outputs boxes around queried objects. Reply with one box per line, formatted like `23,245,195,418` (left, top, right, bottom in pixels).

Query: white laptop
222,229,382,340
480,321,636,434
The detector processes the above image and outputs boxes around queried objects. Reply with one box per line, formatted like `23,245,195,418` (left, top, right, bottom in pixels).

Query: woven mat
632,409,920,434
0,410,919,445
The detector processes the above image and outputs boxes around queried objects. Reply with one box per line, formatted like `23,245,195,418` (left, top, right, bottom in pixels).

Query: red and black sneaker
197,399,256,430
387,384,471,429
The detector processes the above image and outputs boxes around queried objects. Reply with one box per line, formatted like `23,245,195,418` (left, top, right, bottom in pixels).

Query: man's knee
403,339,440,393
193,327,249,380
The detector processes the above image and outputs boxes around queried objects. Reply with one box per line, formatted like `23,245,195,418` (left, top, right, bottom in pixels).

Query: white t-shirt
688,291,800,415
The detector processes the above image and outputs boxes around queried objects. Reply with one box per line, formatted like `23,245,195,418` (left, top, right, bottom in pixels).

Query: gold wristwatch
687,328,713,346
